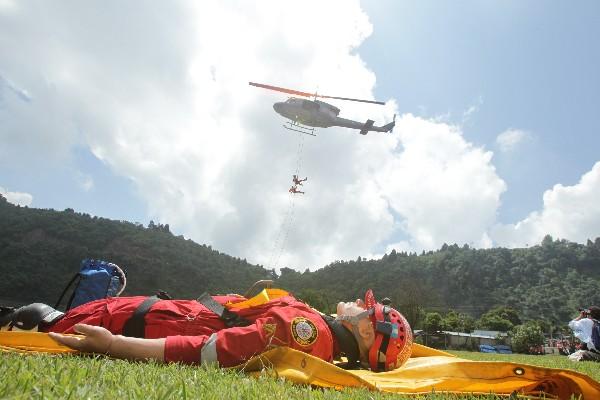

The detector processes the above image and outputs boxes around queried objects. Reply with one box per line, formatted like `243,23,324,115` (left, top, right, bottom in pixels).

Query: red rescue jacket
48,294,335,367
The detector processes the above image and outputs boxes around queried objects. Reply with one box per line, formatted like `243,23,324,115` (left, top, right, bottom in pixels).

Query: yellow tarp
2,331,599,398
239,346,600,399
0,331,76,354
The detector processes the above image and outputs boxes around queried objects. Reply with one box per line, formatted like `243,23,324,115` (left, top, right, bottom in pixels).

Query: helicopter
249,82,395,136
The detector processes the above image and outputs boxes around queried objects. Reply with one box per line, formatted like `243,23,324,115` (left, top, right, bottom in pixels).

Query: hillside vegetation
278,237,600,327
0,196,274,305
1,195,599,330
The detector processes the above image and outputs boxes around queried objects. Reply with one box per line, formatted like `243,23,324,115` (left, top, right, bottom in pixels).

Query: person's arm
49,323,165,362
49,320,273,367
569,314,594,345
164,316,276,367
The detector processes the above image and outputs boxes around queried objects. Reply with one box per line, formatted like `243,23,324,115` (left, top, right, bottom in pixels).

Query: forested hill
0,196,275,305
2,195,600,328
278,238,600,326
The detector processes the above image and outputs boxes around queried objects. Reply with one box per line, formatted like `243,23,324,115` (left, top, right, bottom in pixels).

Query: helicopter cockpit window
301,100,319,111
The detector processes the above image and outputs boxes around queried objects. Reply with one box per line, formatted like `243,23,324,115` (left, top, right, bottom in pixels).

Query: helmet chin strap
336,309,373,361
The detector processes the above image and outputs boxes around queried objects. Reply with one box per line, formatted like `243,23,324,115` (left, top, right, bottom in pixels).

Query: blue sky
360,0,600,223
1,1,599,269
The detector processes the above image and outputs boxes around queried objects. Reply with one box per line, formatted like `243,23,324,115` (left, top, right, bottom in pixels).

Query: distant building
472,330,509,339
416,330,511,351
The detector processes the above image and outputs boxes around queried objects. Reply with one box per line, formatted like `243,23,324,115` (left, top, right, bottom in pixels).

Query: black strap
377,308,392,372
156,290,172,300
0,307,16,329
121,296,161,338
377,334,390,371
321,314,361,369
197,292,250,328
54,273,81,310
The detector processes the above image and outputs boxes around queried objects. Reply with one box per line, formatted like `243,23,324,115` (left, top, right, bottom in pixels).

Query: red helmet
365,289,412,372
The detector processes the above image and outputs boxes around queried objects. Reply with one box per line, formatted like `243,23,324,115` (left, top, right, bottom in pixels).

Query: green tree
456,313,475,333
442,310,460,331
423,312,443,333
477,306,520,331
296,288,333,314
442,310,476,333
511,322,545,354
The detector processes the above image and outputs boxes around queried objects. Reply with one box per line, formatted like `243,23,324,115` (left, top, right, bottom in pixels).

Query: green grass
0,351,597,399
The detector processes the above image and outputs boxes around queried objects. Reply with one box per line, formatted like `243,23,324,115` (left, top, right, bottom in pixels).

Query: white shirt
568,318,596,351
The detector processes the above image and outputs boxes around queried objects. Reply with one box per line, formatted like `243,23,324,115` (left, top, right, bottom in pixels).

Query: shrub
511,322,545,354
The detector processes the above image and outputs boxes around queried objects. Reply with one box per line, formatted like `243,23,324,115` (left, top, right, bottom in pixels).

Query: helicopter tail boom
379,120,395,133
374,114,396,133
359,114,395,135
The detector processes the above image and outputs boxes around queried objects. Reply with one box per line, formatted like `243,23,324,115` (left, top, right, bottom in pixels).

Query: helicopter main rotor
249,82,385,105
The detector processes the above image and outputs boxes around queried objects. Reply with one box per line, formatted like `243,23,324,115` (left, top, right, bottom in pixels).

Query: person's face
337,299,376,356
337,299,366,317
357,318,375,351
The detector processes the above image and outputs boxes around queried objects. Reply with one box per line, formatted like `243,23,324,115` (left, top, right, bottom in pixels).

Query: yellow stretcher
241,346,600,399
2,288,600,398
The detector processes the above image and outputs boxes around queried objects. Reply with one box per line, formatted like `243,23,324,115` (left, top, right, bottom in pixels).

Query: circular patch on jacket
291,317,318,346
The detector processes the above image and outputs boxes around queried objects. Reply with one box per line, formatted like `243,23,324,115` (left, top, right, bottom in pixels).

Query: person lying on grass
1,289,412,372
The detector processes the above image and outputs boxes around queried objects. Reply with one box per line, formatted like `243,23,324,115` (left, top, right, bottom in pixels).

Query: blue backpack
55,259,127,310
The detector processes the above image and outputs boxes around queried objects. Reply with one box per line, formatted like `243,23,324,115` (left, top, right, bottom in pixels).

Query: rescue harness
121,291,171,338
121,293,362,369
321,314,360,369
121,292,252,338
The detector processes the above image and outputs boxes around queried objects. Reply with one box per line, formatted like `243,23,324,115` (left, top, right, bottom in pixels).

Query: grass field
1,350,598,399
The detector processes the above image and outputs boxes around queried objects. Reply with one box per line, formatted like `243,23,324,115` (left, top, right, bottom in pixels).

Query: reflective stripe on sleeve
200,332,218,366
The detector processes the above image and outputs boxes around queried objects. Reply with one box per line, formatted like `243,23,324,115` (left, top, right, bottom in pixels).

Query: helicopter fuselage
273,98,339,128
273,97,394,134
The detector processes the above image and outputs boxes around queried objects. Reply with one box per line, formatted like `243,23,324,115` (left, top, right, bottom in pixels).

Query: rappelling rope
267,133,306,270
294,133,305,175
267,192,294,269
272,197,296,269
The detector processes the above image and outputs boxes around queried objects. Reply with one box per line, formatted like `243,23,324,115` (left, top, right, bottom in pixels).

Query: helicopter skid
283,122,316,136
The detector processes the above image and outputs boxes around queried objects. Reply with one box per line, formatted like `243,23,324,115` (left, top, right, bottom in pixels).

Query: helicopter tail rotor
381,114,396,133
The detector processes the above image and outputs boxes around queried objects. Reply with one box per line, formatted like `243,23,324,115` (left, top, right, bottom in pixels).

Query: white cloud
6,1,590,271
0,75,31,102
0,0,17,14
492,162,600,247
0,186,33,206
77,173,94,192
0,1,395,270
496,128,530,153
462,96,483,124
374,115,506,252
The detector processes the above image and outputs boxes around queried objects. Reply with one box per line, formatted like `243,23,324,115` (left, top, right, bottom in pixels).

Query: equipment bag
591,319,600,351
54,259,127,311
